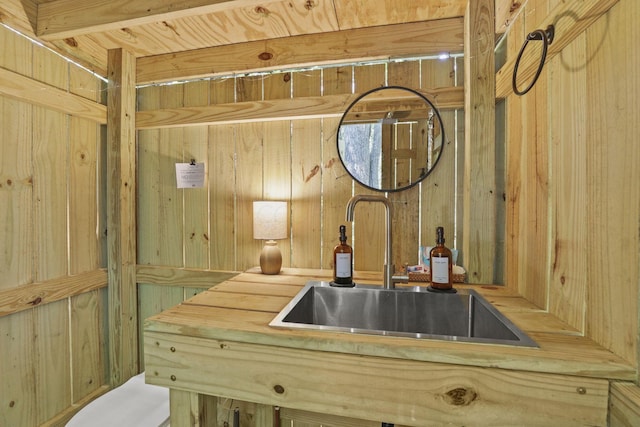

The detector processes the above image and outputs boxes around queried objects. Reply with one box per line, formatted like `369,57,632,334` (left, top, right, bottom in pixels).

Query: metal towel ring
512,25,555,96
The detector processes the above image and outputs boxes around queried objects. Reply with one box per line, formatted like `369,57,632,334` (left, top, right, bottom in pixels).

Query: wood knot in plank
259,52,274,61
29,296,43,306
255,6,270,17
304,0,317,10
64,38,78,48
443,387,477,406
304,165,320,182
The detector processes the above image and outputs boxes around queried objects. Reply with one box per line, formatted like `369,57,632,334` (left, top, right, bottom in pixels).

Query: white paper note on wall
175,162,205,188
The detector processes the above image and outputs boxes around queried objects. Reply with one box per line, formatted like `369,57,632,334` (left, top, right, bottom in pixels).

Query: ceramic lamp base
260,240,282,275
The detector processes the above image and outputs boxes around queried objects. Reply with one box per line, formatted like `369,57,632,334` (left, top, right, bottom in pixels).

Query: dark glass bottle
429,226,453,290
333,225,353,285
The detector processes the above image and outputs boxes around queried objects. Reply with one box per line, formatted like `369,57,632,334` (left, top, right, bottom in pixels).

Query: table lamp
253,201,288,275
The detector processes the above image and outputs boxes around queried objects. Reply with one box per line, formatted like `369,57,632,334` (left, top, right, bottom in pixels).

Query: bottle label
431,257,450,284
335,253,352,278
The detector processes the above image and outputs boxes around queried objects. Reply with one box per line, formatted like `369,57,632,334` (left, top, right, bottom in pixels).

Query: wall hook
512,25,555,96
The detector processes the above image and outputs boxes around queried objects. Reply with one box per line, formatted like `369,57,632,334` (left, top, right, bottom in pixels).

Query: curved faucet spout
345,195,394,289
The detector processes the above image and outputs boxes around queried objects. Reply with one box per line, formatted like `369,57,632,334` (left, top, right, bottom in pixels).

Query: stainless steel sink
269,281,537,347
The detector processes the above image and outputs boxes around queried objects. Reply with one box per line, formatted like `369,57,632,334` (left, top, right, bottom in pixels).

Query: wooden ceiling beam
136,18,464,84
36,0,268,40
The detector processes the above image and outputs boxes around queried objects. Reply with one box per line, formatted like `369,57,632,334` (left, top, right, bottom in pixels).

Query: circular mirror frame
337,85,446,193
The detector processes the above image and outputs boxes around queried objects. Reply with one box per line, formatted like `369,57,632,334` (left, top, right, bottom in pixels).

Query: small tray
408,271,466,284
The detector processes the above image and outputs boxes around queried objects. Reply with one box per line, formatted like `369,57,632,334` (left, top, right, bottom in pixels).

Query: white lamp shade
253,201,288,240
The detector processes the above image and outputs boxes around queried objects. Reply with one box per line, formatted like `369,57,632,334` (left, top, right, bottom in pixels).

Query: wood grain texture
136,19,464,84
0,309,36,426
547,34,587,331
34,299,71,423
145,296,613,427
182,81,211,270
462,0,496,284
136,88,464,129
610,382,640,427
584,0,639,365
496,0,619,98
70,289,108,401
0,66,106,124
37,0,270,39
0,269,107,317
147,332,609,427
502,0,639,368
107,48,138,386
291,119,323,268
143,270,635,380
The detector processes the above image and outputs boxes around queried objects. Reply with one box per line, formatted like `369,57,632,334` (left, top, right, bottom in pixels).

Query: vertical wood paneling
292,69,321,98
0,95,33,288
69,115,100,274
421,58,459,263
34,299,71,423
290,47,323,269
463,0,497,284
505,15,525,292
209,124,237,270
323,66,353,96
158,89,186,267
0,309,36,426
30,45,71,423
547,34,588,330
236,123,265,270
182,81,210,269
321,63,354,271
291,119,323,268
264,72,291,100
321,116,352,271
351,64,386,272
388,62,422,271
137,86,162,266
501,0,638,367
107,48,138,385
584,0,639,364
70,289,107,401
262,115,292,268
0,23,107,426
33,45,68,281
0,27,33,289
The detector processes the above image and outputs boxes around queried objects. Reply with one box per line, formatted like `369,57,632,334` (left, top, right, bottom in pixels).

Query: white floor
66,372,170,427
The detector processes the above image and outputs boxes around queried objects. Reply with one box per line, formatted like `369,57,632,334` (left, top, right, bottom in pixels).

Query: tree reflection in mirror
337,86,444,192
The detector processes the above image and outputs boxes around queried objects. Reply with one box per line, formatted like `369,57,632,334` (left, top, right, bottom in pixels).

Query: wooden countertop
144,268,635,381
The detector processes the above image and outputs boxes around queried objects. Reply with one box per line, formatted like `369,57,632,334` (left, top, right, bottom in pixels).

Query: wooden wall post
463,0,496,283
107,48,138,386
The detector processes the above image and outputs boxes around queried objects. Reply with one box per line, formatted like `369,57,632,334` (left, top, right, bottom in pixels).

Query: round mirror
337,86,445,192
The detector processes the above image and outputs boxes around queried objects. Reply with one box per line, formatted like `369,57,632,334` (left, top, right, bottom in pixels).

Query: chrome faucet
345,195,394,289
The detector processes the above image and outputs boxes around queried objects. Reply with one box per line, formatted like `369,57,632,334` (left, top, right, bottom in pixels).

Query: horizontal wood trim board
0,66,107,123
37,0,269,40
496,0,619,99
136,18,464,84
136,87,464,129
0,269,108,317
136,265,239,287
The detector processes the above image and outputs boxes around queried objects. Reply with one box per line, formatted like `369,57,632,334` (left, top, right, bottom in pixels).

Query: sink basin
269,281,537,347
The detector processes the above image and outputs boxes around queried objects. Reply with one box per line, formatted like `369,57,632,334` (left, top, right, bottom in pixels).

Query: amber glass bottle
429,226,453,290
333,225,353,285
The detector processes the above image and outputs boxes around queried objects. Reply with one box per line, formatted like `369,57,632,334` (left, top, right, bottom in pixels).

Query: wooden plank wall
501,0,639,367
0,25,109,426
136,56,464,292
